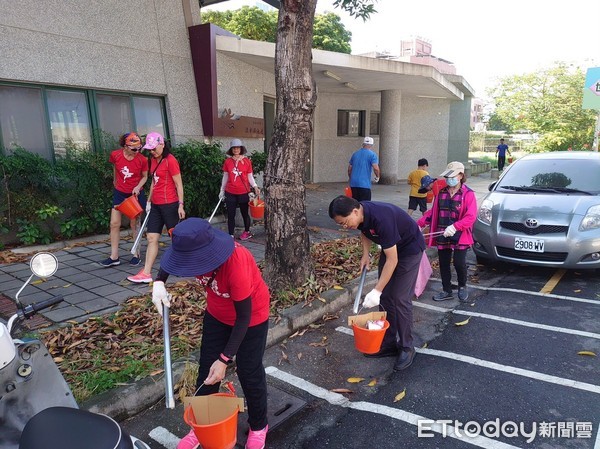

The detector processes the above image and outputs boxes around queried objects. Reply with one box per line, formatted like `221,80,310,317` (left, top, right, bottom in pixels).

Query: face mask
446,176,460,187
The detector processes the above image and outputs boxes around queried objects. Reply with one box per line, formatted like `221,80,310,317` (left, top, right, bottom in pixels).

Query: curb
81,271,378,420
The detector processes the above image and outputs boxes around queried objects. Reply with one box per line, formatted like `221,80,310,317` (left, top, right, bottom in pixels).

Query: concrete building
0,0,474,184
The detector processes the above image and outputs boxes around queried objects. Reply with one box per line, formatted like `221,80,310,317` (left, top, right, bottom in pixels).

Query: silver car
473,151,600,269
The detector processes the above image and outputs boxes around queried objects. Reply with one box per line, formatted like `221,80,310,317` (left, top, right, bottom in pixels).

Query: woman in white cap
417,161,477,302
219,138,260,240
151,218,270,449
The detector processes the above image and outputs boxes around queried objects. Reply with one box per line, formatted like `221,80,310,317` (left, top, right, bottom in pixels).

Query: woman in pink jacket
417,162,477,302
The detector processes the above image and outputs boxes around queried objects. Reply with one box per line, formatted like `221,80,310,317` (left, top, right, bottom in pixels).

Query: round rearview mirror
30,252,58,278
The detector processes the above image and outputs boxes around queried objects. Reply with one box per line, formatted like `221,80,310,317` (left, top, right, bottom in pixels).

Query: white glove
152,281,171,317
219,190,225,201
146,201,151,213
443,224,457,237
362,289,382,308
374,177,380,183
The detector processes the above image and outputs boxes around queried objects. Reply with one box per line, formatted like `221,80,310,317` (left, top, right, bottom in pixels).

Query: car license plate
514,237,544,253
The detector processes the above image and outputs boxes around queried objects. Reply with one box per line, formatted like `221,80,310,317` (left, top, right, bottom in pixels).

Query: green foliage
171,140,225,218
488,63,596,151
0,142,113,245
249,150,267,176
333,0,377,20
313,12,352,53
201,7,276,41
201,6,353,52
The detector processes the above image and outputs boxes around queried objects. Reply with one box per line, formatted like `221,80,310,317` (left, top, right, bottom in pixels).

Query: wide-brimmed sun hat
440,161,465,178
159,218,234,277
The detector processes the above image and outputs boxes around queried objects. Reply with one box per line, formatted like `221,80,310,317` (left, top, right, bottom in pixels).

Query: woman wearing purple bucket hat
152,218,270,449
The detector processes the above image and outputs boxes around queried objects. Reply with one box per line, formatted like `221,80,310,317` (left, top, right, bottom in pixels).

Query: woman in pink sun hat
128,132,185,284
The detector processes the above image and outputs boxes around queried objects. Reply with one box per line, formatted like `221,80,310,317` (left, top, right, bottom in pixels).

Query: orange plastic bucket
426,191,433,204
344,186,352,197
352,320,389,354
183,393,239,449
115,195,143,219
249,199,265,219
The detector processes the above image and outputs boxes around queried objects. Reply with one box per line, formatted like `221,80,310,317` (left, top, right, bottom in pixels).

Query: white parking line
334,327,600,395
428,277,600,306
266,366,520,449
413,301,600,340
149,426,180,449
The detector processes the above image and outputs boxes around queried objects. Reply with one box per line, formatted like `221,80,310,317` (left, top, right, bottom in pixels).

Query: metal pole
163,300,175,409
130,212,151,256
352,266,368,314
208,198,222,223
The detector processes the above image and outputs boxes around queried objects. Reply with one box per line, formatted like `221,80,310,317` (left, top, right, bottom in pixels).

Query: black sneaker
129,256,141,266
458,286,469,301
100,257,120,268
433,290,453,301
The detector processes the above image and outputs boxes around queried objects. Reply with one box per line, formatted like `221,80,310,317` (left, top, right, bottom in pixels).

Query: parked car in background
473,152,600,269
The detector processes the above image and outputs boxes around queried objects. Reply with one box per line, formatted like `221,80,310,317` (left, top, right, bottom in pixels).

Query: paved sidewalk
0,172,495,327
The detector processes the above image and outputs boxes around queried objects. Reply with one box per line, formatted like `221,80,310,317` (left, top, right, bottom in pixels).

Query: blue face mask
446,176,460,187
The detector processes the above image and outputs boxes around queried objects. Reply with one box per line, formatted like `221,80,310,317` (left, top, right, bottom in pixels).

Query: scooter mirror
30,252,58,278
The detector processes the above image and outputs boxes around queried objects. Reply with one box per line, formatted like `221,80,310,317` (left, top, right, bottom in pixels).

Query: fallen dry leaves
29,237,369,402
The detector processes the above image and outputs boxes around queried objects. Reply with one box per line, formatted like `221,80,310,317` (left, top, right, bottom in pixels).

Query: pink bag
414,252,432,298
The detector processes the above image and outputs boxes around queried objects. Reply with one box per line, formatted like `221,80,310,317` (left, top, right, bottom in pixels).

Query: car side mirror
488,182,497,192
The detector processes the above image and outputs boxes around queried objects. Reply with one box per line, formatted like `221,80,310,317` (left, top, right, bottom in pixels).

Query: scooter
0,252,151,449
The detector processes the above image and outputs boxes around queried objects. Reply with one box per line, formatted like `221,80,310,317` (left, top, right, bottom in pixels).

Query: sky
203,0,599,97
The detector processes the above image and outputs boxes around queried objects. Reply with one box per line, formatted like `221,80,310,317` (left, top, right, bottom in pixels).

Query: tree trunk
263,0,318,292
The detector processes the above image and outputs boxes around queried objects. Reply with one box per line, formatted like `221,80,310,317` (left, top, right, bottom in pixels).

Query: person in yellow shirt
407,158,429,216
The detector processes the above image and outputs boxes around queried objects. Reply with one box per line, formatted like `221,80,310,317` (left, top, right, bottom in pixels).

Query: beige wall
0,0,203,144
313,92,381,183
215,53,275,155
399,97,451,180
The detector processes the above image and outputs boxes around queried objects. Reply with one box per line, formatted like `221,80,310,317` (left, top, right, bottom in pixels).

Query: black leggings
196,313,268,431
225,191,251,235
438,248,468,293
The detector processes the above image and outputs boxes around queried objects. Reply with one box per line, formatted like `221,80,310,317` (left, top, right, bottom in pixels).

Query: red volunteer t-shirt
196,243,270,326
109,149,147,193
223,157,254,195
150,154,181,205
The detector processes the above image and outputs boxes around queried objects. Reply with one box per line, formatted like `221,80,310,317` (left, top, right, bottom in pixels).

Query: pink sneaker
127,269,152,283
177,429,199,449
245,424,268,449
239,231,252,241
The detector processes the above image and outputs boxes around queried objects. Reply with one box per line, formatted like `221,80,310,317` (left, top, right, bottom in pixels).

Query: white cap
363,136,374,145
440,161,465,177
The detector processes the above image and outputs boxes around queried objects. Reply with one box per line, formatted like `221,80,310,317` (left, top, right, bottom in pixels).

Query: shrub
171,140,225,218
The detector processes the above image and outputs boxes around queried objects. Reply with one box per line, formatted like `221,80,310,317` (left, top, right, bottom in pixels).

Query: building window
97,94,134,140
133,96,166,137
369,111,380,136
337,110,365,137
0,82,167,160
0,85,50,158
47,89,92,157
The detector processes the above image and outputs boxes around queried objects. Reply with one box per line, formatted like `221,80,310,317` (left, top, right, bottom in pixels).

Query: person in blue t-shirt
495,138,511,171
329,195,425,372
348,136,380,201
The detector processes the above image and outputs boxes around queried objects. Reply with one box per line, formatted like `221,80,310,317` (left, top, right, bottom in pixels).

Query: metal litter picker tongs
161,198,223,409
352,266,368,314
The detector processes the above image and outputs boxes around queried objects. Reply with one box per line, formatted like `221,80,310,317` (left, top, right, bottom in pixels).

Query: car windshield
496,158,600,195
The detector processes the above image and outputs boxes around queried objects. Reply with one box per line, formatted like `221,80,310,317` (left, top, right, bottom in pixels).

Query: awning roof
216,35,473,99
